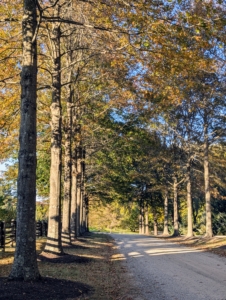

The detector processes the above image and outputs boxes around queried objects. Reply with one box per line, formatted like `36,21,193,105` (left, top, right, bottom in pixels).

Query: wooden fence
0,220,48,251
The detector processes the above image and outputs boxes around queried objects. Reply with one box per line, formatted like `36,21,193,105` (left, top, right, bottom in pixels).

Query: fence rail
0,220,48,251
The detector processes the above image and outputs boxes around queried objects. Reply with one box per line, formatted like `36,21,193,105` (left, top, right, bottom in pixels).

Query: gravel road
111,234,226,300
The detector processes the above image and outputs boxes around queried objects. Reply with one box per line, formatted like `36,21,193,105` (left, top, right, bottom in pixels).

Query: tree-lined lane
111,234,226,300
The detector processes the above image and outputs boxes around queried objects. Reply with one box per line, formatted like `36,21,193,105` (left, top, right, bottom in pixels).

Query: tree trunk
44,21,63,254
140,200,145,234
162,188,169,236
139,199,143,234
70,144,77,240
145,203,149,235
62,88,72,244
80,156,86,233
80,192,84,233
85,195,89,232
80,197,86,234
70,105,78,240
153,211,158,236
186,160,193,237
172,175,180,237
80,166,85,233
204,118,213,237
76,146,82,236
193,205,197,227
9,0,40,280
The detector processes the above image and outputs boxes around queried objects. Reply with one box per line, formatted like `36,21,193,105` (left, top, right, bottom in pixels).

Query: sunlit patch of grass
0,248,14,277
36,238,47,253
0,255,13,266
77,254,104,259
159,235,226,257
111,253,126,261
0,246,15,266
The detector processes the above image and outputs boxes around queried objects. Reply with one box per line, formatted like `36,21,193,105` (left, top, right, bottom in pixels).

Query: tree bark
80,155,86,233
139,199,143,234
76,146,82,236
70,144,78,240
172,175,180,237
153,211,158,236
204,117,213,237
144,203,149,235
62,88,72,244
85,195,89,232
70,106,78,240
139,199,145,234
80,193,85,234
186,160,193,237
44,20,63,254
9,0,40,280
162,188,169,236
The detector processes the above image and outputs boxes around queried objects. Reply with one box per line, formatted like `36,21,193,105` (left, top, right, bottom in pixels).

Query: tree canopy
0,0,226,280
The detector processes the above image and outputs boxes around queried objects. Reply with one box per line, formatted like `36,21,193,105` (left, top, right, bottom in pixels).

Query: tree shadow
63,243,87,250
214,245,226,250
0,277,93,300
38,252,92,264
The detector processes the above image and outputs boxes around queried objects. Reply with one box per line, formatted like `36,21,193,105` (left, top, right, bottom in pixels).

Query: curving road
111,234,226,300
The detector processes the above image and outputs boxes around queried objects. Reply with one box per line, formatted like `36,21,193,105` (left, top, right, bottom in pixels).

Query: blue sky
0,163,7,172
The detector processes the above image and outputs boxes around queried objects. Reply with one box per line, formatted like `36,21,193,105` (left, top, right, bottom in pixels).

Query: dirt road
111,234,226,300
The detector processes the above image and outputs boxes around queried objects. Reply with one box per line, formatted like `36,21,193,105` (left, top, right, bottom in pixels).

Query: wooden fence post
42,221,47,237
1,219,48,251
36,221,42,237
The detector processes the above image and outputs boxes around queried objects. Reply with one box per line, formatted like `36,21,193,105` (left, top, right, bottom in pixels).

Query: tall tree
9,0,40,280
162,187,169,236
61,49,73,244
43,2,63,254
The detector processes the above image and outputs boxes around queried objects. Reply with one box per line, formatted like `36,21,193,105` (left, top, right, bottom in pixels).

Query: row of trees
88,116,226,236
0,0,226,281
87,1,226,238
